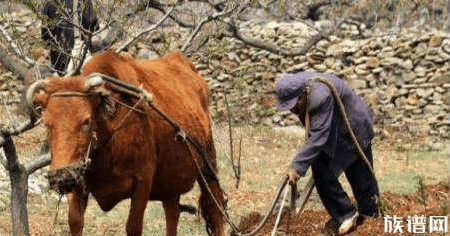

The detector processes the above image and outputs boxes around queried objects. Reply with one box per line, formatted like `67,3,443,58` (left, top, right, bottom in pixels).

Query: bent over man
276,71,379,235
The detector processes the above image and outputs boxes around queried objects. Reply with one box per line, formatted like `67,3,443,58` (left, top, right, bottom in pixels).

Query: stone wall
0,17,448,140
195,21,450,139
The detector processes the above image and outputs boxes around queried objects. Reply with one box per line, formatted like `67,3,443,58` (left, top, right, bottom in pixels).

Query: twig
116,2,178,53
223,93,241,189
142,3,194,28
91,21,125,53
0,22,36,67
0,22,54,79
0,45,28,81
1,94,16,127
66,34,92,77
181,2,238,53
76,38,91,74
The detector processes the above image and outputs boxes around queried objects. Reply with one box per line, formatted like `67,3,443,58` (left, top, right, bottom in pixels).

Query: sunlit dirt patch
237,182,449,235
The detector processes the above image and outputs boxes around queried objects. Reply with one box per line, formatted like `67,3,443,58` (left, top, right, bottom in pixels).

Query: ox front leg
126,180,151,236
68,192,89,236
162,196,181,236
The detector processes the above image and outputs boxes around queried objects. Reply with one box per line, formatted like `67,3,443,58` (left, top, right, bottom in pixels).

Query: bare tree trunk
1,119,50,235
2,132,29,236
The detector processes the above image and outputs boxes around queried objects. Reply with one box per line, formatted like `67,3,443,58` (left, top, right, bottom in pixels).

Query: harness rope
113,96,144,130
46,92,96,232
295,76,380,216
44,73,379,235
85,73,290,236
305,77,378,182
103,74,380,235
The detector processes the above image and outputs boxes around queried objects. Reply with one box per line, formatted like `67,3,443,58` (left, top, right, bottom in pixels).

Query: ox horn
25,79,46,116
86,74,111,97
86,74,104,88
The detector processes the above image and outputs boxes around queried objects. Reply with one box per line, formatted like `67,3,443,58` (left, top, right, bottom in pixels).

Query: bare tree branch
116,2,178,53
137,2,194,28
181,2,238,52
1,94,17,128
16,0,40,14
25,153,51,176
0,46,28,81
0,24,54,80
223,18,345,56
0,119,38,147
223,93,241,189
91,21,125,53
0,22,36,67
195,0,227,11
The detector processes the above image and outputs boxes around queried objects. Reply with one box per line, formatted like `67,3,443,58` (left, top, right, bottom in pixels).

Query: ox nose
47,163,89,194
48,170,80,194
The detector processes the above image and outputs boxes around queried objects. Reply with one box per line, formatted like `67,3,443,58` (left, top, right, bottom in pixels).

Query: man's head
290,95,307,116
276,75,309,114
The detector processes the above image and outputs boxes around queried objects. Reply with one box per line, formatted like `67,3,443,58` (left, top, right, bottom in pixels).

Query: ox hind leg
198,175,225,236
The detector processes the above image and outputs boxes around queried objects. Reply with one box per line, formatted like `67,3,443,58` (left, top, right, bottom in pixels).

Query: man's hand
286,166,300,185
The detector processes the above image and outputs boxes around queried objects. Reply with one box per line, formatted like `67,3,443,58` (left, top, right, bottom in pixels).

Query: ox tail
195,141,225,236
198,178,226,236
179,203,197,215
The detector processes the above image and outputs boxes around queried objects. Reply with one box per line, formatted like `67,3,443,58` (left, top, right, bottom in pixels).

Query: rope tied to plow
81,73,381,235
86,73,292,236
308,76,377,181
294,76,381,216
87,73,220,181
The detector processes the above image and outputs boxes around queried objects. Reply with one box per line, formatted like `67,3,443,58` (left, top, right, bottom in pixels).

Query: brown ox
27,50,225,236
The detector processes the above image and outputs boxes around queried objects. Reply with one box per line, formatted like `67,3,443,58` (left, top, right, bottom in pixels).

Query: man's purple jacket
276,72,374,176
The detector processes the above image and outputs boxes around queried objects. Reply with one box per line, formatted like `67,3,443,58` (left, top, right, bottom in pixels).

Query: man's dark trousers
311,145,378,223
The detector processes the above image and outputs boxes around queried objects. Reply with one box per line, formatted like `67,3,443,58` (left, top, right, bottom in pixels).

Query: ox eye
81,118,91,131
44,122,53,129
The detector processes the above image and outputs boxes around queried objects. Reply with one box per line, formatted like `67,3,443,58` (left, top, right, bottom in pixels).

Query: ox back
32,50,225,236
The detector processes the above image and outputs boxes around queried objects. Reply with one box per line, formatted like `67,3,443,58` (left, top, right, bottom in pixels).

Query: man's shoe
357,212,379,226
338,212,359,235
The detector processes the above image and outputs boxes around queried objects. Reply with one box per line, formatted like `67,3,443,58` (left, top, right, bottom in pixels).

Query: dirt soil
237,182,449,235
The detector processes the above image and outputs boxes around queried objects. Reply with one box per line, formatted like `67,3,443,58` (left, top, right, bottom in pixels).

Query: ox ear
86,74,115,118
34,92,49,108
